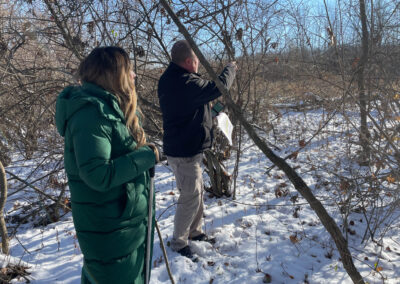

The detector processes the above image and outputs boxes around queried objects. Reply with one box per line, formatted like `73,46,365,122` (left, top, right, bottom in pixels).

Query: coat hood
55,82,125,137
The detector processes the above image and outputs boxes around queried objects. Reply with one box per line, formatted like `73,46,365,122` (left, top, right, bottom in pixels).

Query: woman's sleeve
69,105,155,192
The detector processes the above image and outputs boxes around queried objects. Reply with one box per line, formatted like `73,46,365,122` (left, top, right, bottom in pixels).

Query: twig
264,109,338,174
155,220,175,284
5,170,70,211
14,234,31,255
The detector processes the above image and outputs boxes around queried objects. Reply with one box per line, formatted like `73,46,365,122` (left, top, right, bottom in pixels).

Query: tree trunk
0,160,9,255
204,149,231,197
357,0,370,165
160,1,365,282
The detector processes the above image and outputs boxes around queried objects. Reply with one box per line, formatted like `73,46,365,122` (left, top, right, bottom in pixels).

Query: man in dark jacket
158,40,237,259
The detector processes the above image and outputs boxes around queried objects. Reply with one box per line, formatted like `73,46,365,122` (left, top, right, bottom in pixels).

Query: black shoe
191,233,216,244
177,246,198,261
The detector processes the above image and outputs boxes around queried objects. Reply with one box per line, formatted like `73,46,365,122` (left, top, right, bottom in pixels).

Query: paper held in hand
216,112,233,145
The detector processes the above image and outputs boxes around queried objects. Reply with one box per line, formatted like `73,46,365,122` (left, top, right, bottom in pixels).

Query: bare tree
357,0,371,165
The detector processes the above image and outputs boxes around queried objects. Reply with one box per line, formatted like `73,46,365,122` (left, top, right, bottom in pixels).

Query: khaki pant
167,153,204,251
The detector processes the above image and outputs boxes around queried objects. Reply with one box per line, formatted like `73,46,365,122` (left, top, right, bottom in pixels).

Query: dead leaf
347,228,356,235
275,188,289,198
290,235,299,244
235,28,243,41
290,151,299,160
263,273,272,283
386,175,395,183
340,180,350,191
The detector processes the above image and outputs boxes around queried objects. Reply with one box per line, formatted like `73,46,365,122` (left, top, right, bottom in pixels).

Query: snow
3,107,400,283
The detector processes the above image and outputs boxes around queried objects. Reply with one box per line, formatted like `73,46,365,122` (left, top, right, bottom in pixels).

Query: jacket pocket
120,182,137,219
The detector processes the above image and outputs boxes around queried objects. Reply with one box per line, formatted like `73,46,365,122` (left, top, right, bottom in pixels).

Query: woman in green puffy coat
55,47,158,283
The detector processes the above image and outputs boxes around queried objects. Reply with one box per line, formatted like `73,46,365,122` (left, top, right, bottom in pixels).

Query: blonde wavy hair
78,46,146,147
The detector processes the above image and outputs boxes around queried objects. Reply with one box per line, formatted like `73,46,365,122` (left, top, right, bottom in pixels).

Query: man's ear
179,58,192,72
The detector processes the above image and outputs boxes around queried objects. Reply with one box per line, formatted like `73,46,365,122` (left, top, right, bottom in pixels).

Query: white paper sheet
216,112,233,145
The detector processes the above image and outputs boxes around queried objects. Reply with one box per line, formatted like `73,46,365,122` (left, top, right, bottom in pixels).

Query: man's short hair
171,40,195,64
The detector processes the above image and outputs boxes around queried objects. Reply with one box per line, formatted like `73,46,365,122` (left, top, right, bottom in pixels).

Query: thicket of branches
1,0,400,281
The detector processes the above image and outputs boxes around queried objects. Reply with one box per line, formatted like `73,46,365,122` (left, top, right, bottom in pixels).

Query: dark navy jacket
158,62,236,157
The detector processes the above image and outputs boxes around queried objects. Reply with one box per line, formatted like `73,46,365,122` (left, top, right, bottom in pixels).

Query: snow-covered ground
3,107,400,283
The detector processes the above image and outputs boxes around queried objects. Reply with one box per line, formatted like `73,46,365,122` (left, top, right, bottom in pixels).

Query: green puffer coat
55,82,156,284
